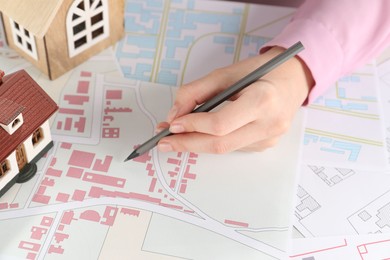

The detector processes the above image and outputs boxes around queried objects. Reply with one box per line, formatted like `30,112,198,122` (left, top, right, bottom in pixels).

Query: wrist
261,46,314,106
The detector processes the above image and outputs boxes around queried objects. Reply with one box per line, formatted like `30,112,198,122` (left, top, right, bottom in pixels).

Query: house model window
12,118,21,128
32,128,44,146
0,160,9,177
0,97,24,135
9,19,38,60
66,0,110,57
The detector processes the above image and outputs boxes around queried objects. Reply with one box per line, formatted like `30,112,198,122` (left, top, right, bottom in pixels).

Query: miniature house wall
0,0,124,79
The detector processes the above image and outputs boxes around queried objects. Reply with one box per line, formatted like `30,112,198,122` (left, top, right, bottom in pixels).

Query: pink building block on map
57,224,65,231
128,192,161,204
189,152,198,158
9,203,18,208
64,95,89,105
80,210,101,222
184,165,196,180
41,216,54,227
169,179,176,189
56,193,70,202
32,194,50,204
80,71,92,78
72,190,86,201
83,172,126,188
168,171,177,178
74,117,86,133
102,127,119,138
46,168,62,177
31,226,47,240
159,202,183,210
66,167,83,179
58,108,84,115
224,219,249,228
93,156,113,172
120,208,140,217
64,118,72,130
167,158,180,165
133,149,151,163
69,150,95,168
36,185,46,194
179,184,187,194
106,90,122,99
41,177,55,186
146,163,155,176
77,81,90,94
18,241,40,252
50,157,57,167
149,178,157,192
27,252,36,260
188,159,197,164
0,203,7,210
54,232,69,243
61,211,75,225
60,142,72,149
101,206,118,226
88,186,104,198
48,245,64,254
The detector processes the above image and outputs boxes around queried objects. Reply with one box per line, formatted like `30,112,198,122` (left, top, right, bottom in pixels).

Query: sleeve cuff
260,18,344,104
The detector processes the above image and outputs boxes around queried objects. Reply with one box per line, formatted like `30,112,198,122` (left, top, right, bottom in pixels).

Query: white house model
0,69,58,197
0,0,124,79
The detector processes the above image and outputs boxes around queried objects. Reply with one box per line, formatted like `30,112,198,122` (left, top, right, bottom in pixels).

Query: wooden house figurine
0,69,58,197
0,0,124,80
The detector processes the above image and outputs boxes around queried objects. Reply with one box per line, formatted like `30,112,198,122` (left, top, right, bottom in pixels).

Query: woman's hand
156,46,314,154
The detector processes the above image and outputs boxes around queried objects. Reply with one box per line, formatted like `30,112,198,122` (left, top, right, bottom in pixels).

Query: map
115,0,294,86
0,53,305,259
302,63,388,171
290,233,390,259
292,59,390,247
0,1,302,259
1,0,390,259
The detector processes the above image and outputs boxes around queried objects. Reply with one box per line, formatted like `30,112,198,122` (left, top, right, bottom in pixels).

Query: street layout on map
289,59,390,260
0,51,304,259
1,0,390,259
292,59,390,241
0,1,302,259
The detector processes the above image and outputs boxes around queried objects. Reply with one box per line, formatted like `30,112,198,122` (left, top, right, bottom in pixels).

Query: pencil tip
124,151,140,162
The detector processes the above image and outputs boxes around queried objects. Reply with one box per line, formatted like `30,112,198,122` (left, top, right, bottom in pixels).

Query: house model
0,0,124,80
0,69,58,197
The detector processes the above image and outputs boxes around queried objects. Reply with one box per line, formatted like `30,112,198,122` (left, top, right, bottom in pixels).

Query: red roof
0,97,25,124
0,70,58,161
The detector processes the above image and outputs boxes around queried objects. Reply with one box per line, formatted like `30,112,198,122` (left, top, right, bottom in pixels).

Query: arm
262,0,390,103
157,0,390,154
157,46,313,153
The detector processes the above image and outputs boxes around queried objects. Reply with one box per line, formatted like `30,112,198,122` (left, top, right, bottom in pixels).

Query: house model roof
0,70,58,161
0,0,63,38
0,97,25,125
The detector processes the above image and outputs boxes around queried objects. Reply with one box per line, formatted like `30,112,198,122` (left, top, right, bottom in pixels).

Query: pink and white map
0,51,304,259
0,1,304,258
2,0,390,259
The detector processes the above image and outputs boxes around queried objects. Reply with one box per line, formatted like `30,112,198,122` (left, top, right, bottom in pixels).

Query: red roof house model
0,69,58,197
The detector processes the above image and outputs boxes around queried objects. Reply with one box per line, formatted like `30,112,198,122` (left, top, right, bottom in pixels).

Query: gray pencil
124,41,304,161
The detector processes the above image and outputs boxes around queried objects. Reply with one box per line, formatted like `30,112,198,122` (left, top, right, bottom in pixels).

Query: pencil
124,41,304,161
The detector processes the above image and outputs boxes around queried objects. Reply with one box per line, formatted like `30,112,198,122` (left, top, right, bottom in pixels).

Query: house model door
16,144,27,170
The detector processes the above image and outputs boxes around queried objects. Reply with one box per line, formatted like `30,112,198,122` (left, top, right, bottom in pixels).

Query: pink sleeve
261,0,390,103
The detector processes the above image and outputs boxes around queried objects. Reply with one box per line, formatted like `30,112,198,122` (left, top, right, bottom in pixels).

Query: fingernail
167,106,178,122
155,127,163,134
158,142,173,152
169,123,185,133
